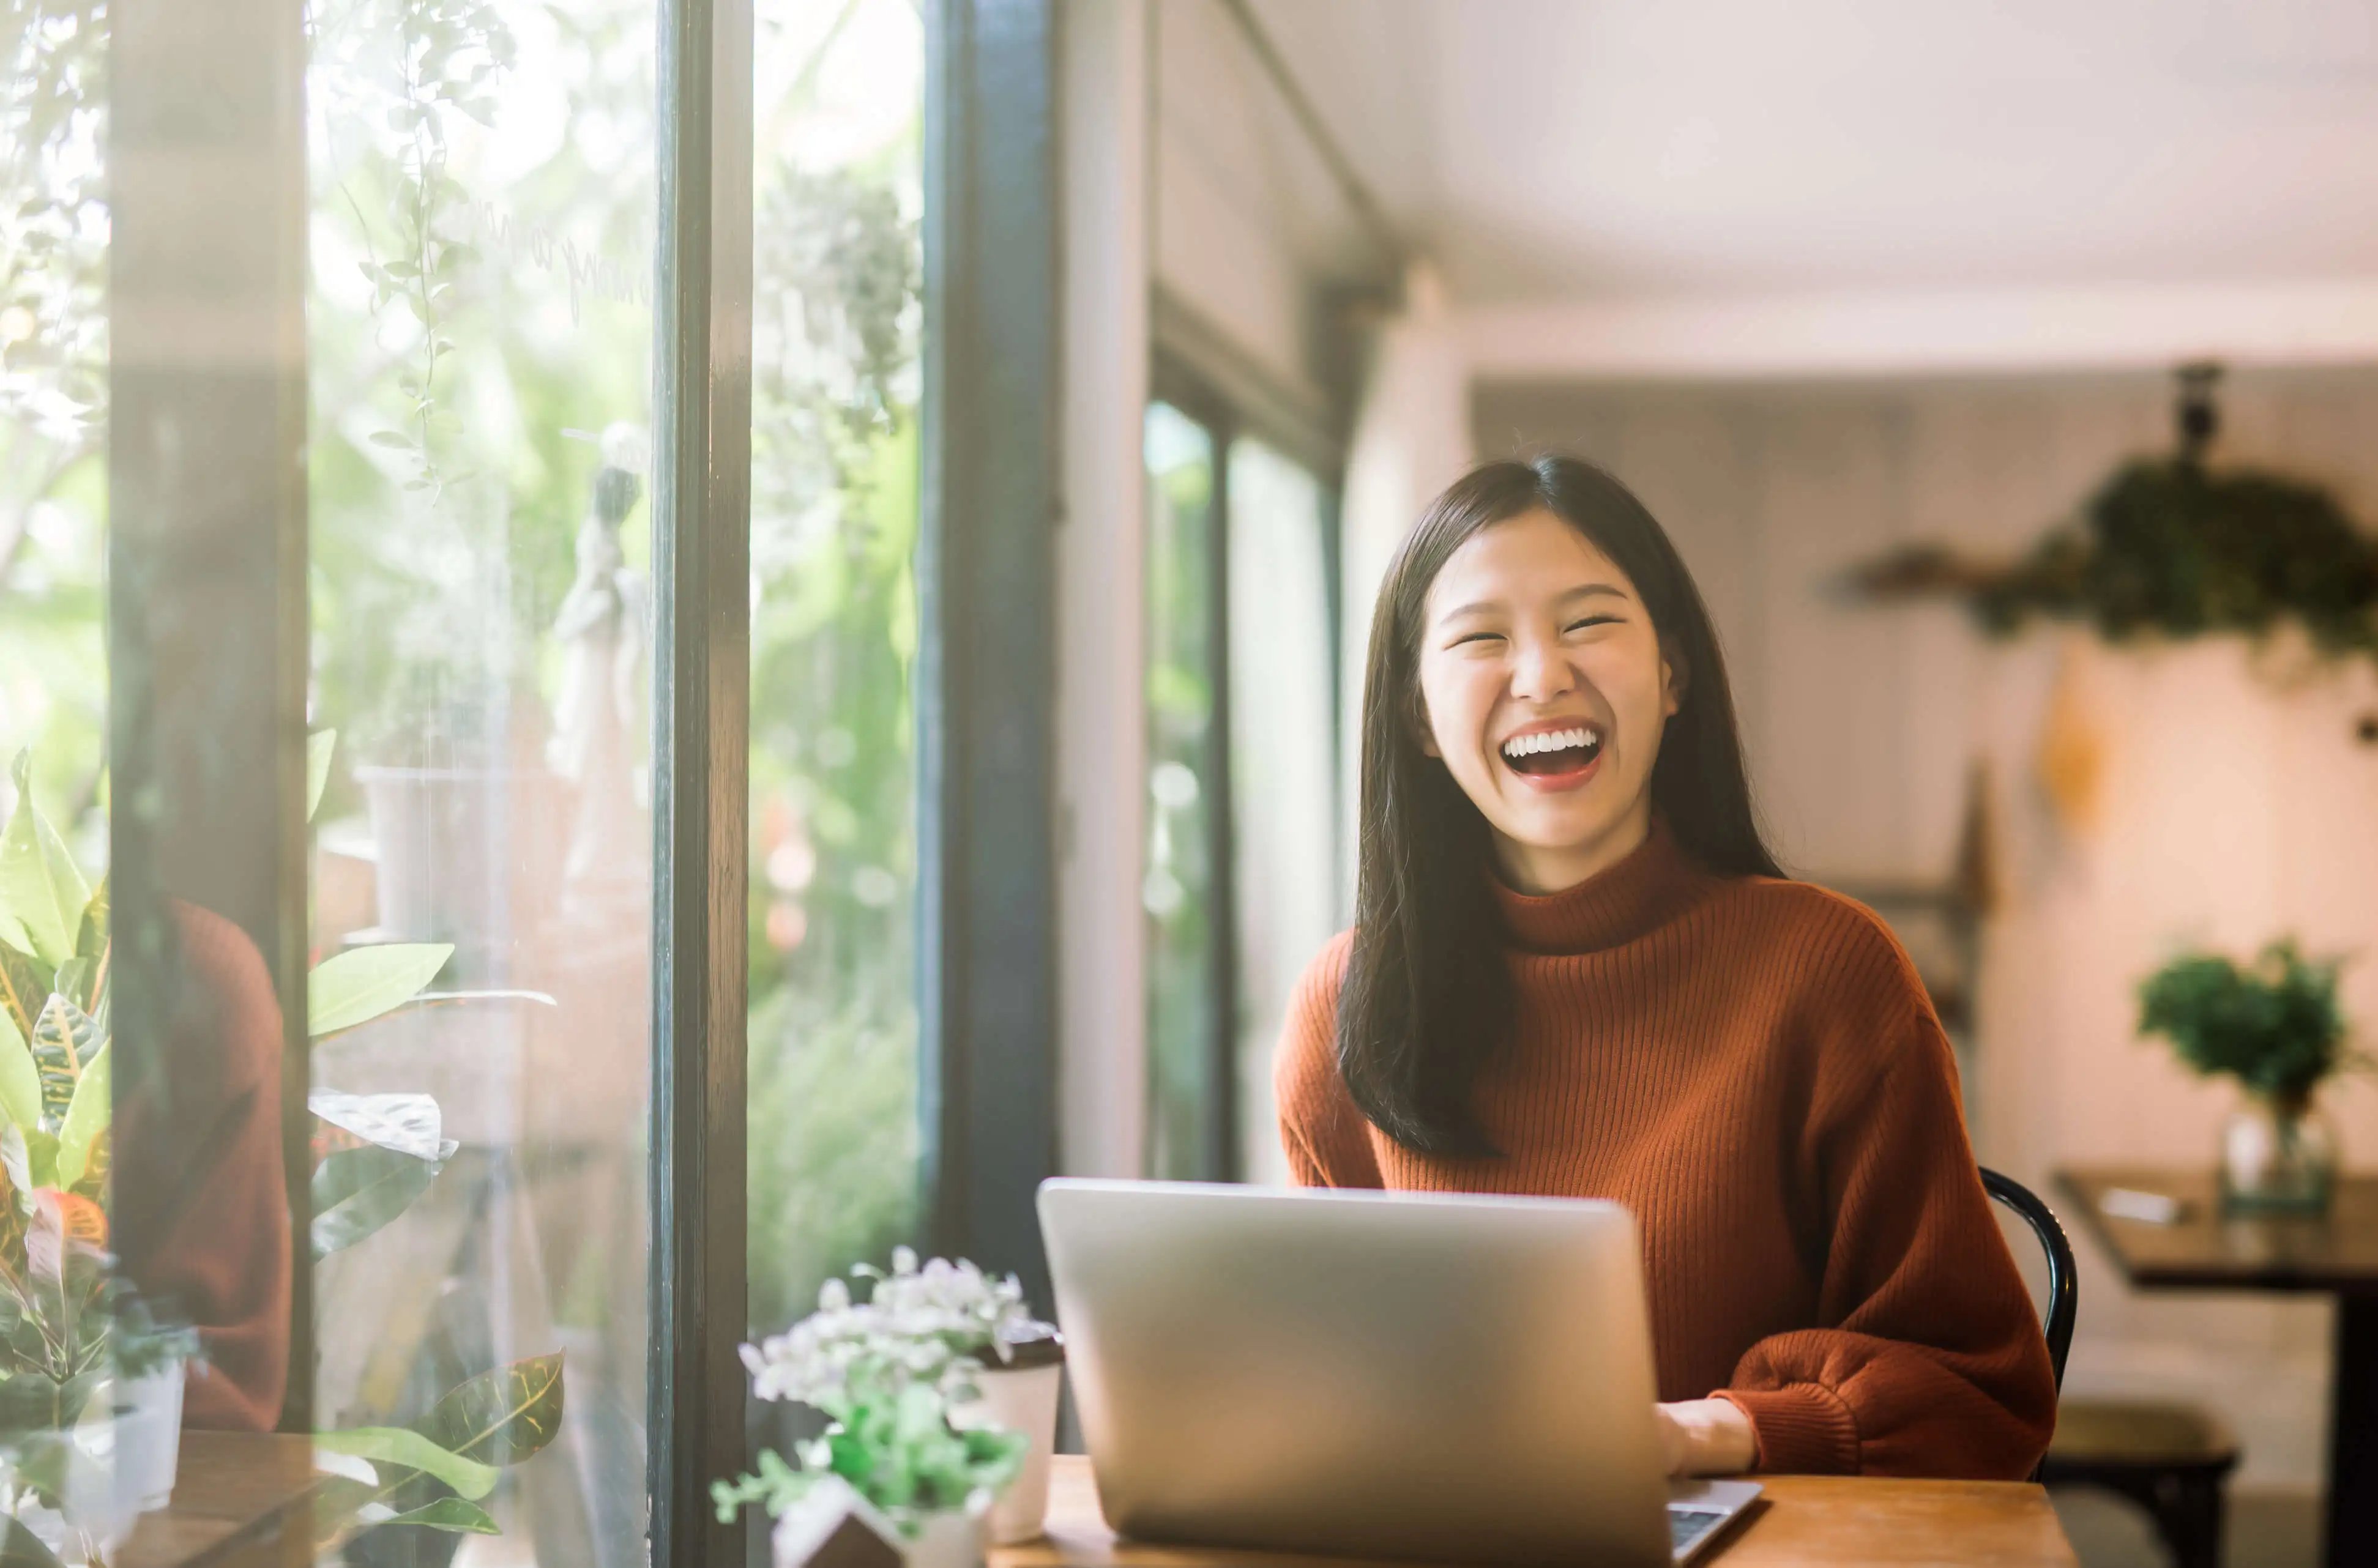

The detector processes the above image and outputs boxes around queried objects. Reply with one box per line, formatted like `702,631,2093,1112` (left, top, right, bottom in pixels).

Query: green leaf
308,730,338,823
308,943,453,1037
54,1044,106,1189
310,1091,450,1162
310,1146,442,1259
49,956,91,1013
379,1497,501,1533
0,1008,37,1137
72,876,105,960
315,1427,499,1501
28,994,95,1132
0,942,45,1045
0,751,91,969
415,1353,564,1470
367,431,414,450
23,1129,58,1191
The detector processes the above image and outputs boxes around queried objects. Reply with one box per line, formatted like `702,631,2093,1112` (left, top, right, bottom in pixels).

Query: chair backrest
1980,1167,2076,1392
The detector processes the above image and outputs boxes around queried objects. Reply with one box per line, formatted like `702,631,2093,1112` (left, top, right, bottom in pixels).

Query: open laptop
1038,1180,1761,1567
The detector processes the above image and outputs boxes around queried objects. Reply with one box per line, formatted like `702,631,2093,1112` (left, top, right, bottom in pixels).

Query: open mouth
1499,724,1605,779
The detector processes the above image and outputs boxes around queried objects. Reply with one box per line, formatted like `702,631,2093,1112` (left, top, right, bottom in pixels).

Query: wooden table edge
996,1455,2077,1568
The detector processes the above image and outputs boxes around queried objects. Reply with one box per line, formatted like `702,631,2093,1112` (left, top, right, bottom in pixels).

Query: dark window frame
920,0,1064,1312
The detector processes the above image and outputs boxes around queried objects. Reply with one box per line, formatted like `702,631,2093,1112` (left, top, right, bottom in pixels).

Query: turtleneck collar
1492,817,1718,955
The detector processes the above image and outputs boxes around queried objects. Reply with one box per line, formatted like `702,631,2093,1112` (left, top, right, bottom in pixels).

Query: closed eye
1564,615,1623,634
1448,630,1505,648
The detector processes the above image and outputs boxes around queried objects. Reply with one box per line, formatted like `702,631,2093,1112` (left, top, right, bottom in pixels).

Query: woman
1276,455,2055,1481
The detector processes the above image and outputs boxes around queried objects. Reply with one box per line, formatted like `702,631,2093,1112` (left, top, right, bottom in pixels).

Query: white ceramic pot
901,1509,985,1568
956,1363,1064,1544
115,1361,185,1512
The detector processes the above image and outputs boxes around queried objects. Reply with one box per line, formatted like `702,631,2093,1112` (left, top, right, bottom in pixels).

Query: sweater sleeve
1272,933,1384,1189
1715,1011,2057,1480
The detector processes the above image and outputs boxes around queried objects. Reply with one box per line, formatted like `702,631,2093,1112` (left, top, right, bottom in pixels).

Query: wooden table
116,1432,315,1568
2059,1166,2378,1568
993,1456,2077,1567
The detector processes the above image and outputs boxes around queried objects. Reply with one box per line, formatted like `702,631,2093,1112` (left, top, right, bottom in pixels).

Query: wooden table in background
117,1432,315,1568
992,1456,2078,1567
2059,1166,2378,1568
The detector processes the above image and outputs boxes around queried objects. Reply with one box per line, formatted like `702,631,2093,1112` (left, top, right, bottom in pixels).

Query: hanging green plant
1849,365,2378,664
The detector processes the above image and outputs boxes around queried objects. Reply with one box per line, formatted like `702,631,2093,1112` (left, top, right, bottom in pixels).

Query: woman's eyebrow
1434,582,1630,623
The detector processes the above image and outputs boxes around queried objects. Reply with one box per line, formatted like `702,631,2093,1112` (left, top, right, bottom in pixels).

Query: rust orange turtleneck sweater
1273,822,2057,1480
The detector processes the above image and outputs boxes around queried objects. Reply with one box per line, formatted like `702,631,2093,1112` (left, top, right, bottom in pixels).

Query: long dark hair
1336,455,1781,1156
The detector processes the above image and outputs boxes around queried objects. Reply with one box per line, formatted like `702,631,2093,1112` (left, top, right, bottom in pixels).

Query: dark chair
1981,1167,2238,1568
1983,1167,2077,1389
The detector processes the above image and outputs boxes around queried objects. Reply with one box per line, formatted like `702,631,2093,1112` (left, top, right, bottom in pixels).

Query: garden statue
550,458,649,902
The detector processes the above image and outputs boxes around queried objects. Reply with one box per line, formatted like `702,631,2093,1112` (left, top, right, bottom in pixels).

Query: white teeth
1500,726,1600,761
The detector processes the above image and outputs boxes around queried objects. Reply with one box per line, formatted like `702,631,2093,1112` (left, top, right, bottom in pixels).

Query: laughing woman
1276,456,2055,1481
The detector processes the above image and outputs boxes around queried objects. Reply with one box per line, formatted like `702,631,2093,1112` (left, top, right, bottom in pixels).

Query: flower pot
2220,1091,2337,1214
115,1360,185,1512
952,1326,1065,1545
900,1509,985,1568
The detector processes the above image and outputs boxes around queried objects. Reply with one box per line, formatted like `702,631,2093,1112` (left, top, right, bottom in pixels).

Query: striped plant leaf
415,1353,564,1470
28,994,95,1133
0,942,44,1045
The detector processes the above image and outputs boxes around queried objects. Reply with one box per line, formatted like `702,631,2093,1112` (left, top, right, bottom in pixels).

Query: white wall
1056,0,1151,1180
1150,0,1345,409
1474,366,2378,1490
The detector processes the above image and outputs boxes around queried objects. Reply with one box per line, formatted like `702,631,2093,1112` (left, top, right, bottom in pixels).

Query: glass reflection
1142,401,1219,1183
304,0,655,1556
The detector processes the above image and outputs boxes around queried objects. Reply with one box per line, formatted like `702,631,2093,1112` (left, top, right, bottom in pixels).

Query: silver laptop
1038,1180,1761,1566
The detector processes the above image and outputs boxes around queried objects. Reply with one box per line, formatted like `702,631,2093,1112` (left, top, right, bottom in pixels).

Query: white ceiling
1247,0,2378,303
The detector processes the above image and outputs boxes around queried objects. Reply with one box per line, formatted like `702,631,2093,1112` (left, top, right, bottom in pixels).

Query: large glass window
304,0,658,1553
1142,401,1222,1183
1224,437,1337,1186
0,0,107,860
745,0,926,1339
1142,393,1339,1185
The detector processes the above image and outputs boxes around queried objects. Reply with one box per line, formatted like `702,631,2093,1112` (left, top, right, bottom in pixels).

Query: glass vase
2220,1091,2338,1214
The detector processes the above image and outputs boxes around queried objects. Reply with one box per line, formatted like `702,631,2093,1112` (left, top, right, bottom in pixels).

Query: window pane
0,0,107,866
1226,439,1336,1186
306,0,656,1553
745,0,926,1342
1142,401,1219,1181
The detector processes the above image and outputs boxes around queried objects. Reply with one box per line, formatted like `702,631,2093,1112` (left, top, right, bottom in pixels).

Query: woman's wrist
1655,1397,1759,1476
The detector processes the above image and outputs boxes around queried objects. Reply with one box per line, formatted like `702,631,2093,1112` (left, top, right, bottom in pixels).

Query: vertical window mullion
107,0,313,1430
922,0,1062,1307
649,0,753,1556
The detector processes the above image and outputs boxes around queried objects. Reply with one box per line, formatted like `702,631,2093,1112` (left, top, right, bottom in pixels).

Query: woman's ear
1660,642,1688,719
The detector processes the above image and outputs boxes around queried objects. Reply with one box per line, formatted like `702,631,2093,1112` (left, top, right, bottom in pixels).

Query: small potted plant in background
2139,938,2365,1213
718,1249,1054,1568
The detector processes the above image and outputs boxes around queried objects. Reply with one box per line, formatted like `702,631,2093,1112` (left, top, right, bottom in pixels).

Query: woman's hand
1654,1398,1759,1477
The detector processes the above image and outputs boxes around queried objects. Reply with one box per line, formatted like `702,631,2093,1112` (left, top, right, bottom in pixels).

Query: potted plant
2139,938,2364,1213
717,1249,1037,1568
0,745,567,1559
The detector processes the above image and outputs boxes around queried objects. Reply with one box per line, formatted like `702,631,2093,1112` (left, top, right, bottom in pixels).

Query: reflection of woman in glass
114,904,292,1430
1276,457,2053,1479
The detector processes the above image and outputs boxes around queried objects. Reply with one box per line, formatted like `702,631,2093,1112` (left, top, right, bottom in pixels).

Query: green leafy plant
715,1250,1027,1534
1855,459,2378,662
2138,940,2362,1108
307,1351,564,1549
0,739,563,1552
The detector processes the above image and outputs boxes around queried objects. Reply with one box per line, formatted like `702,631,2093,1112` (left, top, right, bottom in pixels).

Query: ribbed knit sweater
1273,822,2057,1480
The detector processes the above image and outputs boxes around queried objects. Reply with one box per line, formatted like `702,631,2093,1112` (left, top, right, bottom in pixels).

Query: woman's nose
1508,634,1576,702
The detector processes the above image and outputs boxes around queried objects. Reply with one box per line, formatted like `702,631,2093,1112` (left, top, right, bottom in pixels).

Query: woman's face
1415,509,1679,894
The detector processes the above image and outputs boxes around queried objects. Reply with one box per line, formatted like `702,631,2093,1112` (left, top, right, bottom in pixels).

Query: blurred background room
3,1,2376,1564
